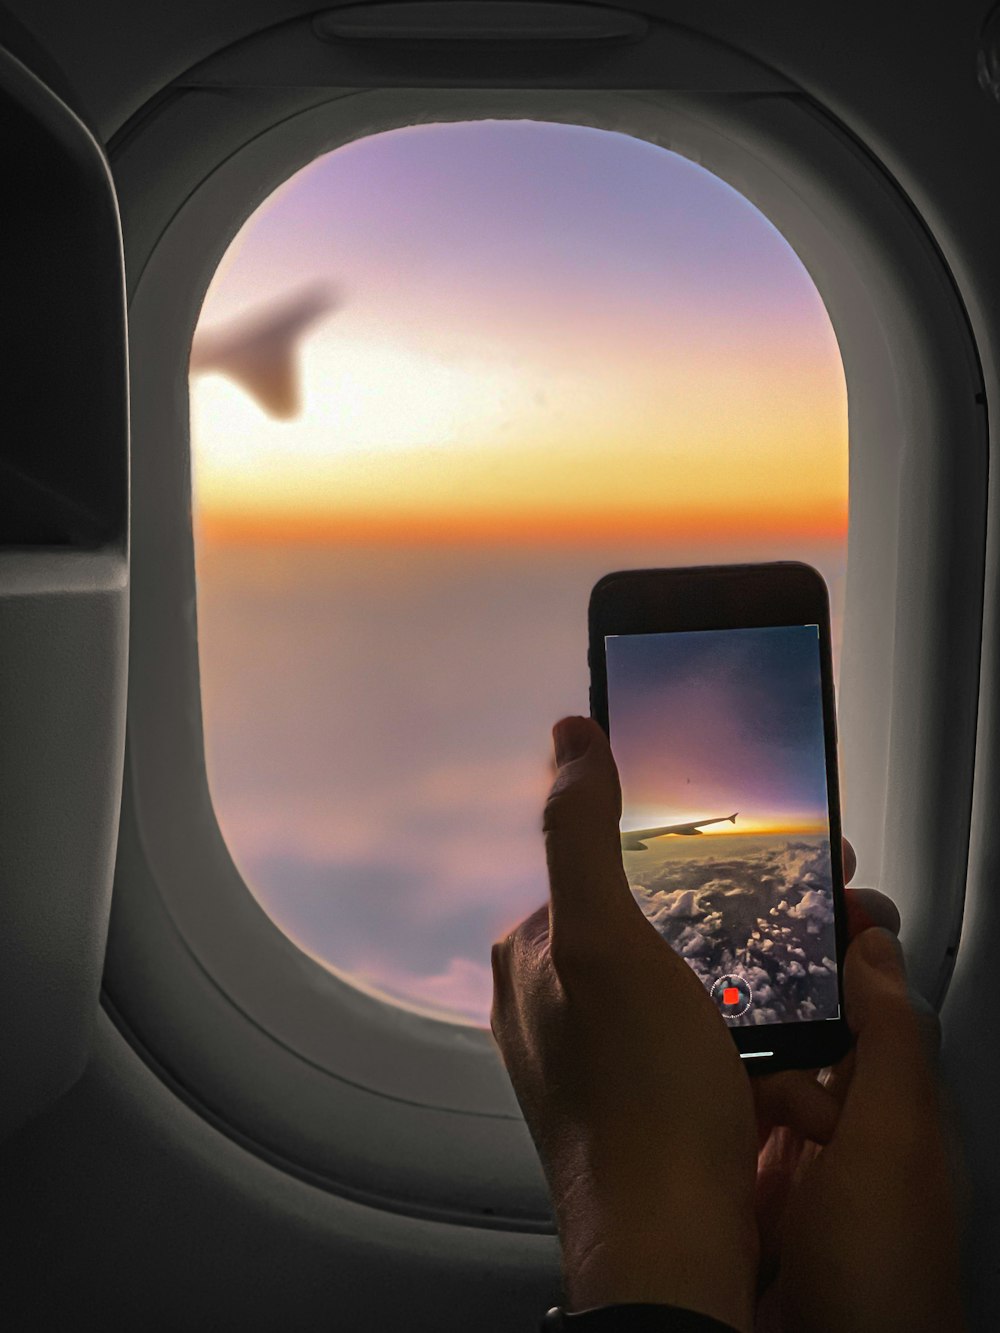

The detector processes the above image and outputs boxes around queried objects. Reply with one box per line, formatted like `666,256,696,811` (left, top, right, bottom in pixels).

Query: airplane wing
620,812,738,851
190,284,340,419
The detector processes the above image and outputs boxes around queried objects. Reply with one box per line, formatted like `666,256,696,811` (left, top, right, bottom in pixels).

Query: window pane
189,120,848,1027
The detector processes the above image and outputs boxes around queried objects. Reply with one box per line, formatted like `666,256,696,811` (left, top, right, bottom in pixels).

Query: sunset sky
607,626,831,838
191,118,847,546
189,118,849,1026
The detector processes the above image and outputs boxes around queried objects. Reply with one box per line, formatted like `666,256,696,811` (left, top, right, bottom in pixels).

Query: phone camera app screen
605,625,840,1028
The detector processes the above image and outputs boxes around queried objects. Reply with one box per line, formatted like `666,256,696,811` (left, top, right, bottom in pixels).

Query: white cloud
787,889,834,927
642,888,706,922
355,954,495,1024
676,925,711,957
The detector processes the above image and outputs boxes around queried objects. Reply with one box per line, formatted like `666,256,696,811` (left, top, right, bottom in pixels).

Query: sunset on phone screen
608,625,839,1026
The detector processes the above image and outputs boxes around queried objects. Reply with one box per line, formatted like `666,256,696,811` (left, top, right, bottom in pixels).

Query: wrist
559,1217,758,1333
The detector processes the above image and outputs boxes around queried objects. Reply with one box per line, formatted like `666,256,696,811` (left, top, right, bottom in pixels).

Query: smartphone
588,562,853,1076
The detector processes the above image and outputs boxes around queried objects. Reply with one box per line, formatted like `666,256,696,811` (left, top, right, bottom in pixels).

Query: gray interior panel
0,46,128,1142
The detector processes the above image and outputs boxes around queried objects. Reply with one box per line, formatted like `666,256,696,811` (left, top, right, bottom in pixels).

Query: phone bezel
588,562,853,1077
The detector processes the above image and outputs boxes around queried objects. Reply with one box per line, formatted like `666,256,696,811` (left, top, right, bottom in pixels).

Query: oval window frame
105,81,986,1229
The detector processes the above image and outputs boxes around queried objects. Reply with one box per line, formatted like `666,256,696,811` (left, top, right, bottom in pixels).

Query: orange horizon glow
195,504,849,548
622,821,829,839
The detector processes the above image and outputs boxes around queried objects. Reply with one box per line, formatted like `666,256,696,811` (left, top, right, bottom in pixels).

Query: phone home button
711,974,753,1020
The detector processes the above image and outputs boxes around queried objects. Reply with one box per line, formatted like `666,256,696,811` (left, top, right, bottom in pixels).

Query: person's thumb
544,717,639,949
834,927,943,1148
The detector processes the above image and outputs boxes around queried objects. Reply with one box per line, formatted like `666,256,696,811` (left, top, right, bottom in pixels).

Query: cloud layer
629,836,838,1025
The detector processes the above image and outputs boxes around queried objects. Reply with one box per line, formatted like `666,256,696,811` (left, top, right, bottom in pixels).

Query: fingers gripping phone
588,563,853,1076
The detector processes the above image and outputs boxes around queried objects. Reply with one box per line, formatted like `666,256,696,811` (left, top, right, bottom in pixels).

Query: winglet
190,284,341,419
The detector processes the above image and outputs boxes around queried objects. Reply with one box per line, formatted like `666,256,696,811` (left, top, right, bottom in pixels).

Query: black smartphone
588,562,853,1076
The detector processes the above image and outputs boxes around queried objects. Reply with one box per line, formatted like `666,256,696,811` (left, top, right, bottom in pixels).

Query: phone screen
605,623,841,1030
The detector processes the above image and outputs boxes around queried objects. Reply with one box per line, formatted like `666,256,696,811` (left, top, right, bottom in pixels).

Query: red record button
711,974,753,1019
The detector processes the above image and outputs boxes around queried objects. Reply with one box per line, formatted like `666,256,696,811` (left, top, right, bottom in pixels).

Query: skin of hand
491,716,761,1333
491,715,969,1333
750,867,970,1332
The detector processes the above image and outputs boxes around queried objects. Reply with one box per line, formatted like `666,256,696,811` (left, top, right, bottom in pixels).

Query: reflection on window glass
189,120,848,1027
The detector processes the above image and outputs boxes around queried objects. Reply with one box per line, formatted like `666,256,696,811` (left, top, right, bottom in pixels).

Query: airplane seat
0,38,128,1141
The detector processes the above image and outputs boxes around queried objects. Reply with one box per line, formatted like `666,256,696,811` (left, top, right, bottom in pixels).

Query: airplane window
188,119,847,1029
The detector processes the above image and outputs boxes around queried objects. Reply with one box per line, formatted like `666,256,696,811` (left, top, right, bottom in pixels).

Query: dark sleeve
539,1303,744,1332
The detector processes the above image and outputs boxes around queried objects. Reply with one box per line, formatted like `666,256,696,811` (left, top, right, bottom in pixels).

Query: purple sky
607,625,831,834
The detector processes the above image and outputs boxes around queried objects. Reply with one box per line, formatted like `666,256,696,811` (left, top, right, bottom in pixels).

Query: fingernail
858,926,906,977
553,716,592,766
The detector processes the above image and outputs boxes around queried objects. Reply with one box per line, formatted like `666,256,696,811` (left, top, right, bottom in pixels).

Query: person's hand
490,716,760,1333
750,856,970,1332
